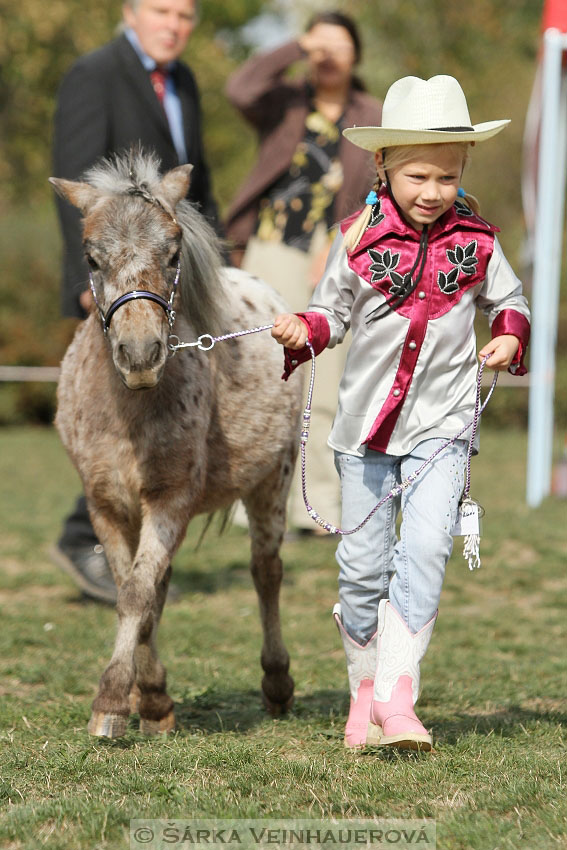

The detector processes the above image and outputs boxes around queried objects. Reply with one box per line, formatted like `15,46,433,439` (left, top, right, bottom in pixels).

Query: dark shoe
284,527,337,542
50,542,181,605
50,542,117,604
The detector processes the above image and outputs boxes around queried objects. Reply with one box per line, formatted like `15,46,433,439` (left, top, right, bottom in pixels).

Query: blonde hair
343,142,480,252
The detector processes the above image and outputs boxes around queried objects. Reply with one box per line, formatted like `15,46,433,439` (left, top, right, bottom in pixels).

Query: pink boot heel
368,600,437,751
333,604,377,749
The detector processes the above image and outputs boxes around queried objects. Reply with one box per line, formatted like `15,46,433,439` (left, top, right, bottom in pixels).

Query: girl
271,75,530,751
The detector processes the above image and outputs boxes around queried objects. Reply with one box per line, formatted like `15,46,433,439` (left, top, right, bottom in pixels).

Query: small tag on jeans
452,498,482,536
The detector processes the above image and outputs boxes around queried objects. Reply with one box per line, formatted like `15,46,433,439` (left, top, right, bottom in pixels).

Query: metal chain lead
167,324,498,535
168,323,274,355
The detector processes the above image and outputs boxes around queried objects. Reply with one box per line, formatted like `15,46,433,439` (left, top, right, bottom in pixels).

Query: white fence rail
0,366,61,382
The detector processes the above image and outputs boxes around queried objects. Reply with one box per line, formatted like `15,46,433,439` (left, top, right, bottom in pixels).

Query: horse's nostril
149,341,163,366
117,344,131,370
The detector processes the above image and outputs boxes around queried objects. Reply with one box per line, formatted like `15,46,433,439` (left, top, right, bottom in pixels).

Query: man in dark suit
51,0,217,601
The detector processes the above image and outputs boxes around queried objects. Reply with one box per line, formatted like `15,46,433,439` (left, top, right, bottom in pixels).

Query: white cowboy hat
344,75,510,150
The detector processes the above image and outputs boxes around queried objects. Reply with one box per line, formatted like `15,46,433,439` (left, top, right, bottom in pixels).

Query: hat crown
382,75,473,132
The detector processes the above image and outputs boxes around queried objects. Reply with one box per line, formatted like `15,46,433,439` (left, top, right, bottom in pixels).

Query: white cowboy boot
366,599,436,751
333,603,377,749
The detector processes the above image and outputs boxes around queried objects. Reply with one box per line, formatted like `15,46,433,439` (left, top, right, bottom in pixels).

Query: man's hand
79,289,94,313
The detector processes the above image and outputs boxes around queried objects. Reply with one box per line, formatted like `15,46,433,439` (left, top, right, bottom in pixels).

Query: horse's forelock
85,151,163,196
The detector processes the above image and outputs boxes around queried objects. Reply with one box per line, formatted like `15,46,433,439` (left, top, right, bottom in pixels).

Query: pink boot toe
344,678,374,748
371,675,432,750
333,604,377,749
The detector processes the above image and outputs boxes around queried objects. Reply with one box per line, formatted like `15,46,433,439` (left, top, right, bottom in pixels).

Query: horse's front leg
85,505,139,737
133,562,176,735
88,505,184,738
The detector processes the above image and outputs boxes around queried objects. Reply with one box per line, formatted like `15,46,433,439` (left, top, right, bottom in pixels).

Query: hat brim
343,120,510,151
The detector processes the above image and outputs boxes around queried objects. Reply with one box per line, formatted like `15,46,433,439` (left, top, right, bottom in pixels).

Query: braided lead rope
463,353,489,500
300,342,497,536
167,324,497,536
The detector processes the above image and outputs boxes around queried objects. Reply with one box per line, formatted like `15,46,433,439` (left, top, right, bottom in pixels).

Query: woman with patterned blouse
225,11,382,534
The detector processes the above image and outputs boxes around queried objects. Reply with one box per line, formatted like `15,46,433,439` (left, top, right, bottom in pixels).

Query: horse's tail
194,506,234,551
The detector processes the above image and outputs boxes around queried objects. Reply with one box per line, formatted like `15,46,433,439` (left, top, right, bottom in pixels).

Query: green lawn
0,425,565,850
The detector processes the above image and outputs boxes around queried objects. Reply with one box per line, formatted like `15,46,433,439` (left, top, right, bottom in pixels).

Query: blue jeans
334,439,468,642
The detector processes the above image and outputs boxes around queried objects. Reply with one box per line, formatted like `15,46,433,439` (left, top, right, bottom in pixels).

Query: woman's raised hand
298,32,326,58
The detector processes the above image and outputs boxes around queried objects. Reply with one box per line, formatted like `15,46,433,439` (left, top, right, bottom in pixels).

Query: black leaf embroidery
368,198,385,228
450,239,478,276
438,239,479,295
460,240,479,275
454,199,474,217
368,247,400,283
437,267,460,295
389,270,411,296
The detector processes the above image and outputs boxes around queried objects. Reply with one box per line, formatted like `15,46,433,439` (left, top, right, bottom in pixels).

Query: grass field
0,425,565,850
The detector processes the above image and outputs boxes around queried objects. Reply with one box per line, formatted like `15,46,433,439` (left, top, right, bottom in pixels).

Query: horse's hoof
263,694,294,717
88,711,128,738
139,711,176,736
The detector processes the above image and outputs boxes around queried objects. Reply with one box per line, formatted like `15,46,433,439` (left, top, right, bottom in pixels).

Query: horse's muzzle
113,338,167,389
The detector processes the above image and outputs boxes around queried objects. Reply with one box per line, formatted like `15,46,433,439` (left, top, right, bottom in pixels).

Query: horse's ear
49,177,101,214
158,164,193,210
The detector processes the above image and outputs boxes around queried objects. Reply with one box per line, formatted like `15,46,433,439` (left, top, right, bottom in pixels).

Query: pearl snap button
418,291,426,299
393,388,401,397
291,359,298,366
409,341,417,350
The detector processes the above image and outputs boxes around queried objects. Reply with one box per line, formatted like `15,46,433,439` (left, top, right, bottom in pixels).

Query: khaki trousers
240,233,347,530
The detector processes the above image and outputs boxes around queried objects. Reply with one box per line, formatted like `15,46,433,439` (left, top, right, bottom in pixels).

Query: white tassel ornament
463,530,481,571
452,497,484,570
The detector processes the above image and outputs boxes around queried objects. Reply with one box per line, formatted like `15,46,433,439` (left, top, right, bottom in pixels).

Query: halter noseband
89,260,181,335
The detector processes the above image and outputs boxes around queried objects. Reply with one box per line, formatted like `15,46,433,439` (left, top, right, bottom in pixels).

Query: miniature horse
50,151,303,737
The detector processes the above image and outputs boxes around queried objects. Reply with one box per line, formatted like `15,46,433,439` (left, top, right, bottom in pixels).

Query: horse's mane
85,149,224,336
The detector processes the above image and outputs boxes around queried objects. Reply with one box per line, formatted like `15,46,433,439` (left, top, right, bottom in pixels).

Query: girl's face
376,145,465,230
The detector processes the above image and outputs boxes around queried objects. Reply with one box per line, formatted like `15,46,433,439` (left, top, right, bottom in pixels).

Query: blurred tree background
0,0,564,427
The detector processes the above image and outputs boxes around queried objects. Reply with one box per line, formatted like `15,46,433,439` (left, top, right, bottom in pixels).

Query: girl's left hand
478,334,520,370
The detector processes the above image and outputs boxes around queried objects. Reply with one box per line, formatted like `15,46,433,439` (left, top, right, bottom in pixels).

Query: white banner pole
526,29,567,507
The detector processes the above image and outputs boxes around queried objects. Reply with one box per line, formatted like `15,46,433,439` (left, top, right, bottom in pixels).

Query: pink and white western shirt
283,190,530,457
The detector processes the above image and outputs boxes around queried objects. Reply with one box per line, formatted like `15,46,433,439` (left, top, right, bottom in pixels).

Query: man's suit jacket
53,34,218,317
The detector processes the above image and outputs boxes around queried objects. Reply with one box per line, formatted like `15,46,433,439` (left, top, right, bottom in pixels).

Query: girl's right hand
271,314,309,349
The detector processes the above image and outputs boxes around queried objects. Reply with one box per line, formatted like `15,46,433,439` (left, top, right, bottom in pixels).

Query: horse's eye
169,250,180,268
86,254,99,271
